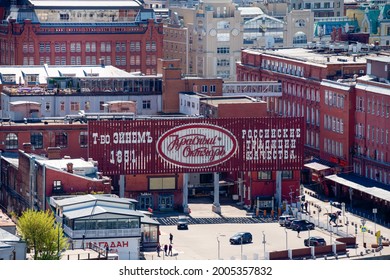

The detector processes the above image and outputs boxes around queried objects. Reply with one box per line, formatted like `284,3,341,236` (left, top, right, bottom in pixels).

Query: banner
88,117,304,175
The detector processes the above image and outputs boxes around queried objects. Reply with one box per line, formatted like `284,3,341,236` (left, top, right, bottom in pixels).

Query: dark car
177,215,189,230
229,232,252,245
304,236,326,247
291,219,315,231
285,218,298,229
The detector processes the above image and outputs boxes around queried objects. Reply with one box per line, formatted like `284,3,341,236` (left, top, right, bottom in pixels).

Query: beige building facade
284,10,315,48
168,0,243,81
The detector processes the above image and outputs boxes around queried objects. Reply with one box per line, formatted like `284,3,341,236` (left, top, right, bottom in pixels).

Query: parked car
304,236,326,247
285,218,298,229
229,232,252,244
291,219,315,231
278,215,294,227
177,215,189,230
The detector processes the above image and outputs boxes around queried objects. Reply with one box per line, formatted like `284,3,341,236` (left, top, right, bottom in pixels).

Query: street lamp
325,207,332,244
240,236,243,260
317,207,321,227
373,208,377,239
262,231,266,260
217,236,220,260
361,218,367,248
284,228,288,250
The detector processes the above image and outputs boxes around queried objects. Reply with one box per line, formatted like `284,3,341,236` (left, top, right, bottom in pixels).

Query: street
144,194,390,260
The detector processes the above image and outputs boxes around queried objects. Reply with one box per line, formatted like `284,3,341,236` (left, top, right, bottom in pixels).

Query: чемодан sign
88,117,304,175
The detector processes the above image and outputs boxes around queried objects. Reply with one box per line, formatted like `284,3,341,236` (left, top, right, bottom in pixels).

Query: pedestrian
156,244,161,257
169,233,173,244
304,201,308,213
164,244,168,256
297,227,301,238
168,244,172,256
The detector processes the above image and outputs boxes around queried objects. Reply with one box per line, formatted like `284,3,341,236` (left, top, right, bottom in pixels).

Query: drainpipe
29,156,36,209
42,164,46,211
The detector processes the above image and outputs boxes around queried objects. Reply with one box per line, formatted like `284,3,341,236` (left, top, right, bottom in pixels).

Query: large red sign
156,123,238,168
88,117,304,175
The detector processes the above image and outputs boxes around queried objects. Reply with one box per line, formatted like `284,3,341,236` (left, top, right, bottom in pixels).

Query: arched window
5,133,18,149
293,32,307,45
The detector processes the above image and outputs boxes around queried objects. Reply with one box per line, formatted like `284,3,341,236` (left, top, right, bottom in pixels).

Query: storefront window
142,224,158,243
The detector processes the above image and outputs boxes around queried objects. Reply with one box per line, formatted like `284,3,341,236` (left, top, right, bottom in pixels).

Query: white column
212,172,221,214
275,171,282,208
119,175,125,197
183,173,190,213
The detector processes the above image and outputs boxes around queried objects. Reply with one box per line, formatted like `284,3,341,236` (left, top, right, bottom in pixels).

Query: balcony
63,225,141,239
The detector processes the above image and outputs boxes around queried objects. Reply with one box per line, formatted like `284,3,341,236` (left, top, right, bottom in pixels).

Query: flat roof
36,158,97,175
304,162,331,172
366,56,390,63
262,48,367,65
245,48,382,66
201,96,260,106
238,7,264,16
326,174,390,202
28,0,141,8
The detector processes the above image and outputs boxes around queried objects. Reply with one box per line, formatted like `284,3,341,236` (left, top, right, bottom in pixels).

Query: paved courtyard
144,195,390,260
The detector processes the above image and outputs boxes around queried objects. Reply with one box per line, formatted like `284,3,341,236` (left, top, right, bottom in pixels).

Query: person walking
168,244,172,256
169,233,173,244
156,244,161,257
297,227,301,238
164,244,168,256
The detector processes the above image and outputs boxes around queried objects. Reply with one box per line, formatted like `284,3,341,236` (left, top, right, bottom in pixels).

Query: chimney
23,143,32,153
66,162,73,173
47,147,62,159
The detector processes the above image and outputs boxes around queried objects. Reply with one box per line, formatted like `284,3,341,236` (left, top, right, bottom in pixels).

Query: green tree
17,209,68,260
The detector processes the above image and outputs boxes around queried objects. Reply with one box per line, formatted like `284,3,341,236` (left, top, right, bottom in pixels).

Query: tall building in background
289,0,344,17
169,0,243,80
0,0,163,75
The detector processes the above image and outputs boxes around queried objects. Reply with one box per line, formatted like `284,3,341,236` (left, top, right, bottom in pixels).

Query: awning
326,174,390,202
304,162,331,171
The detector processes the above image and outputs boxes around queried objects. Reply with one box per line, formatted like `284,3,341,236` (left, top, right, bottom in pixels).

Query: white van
278,215,294,226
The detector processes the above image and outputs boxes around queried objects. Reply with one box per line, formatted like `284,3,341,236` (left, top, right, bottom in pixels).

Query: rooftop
201,96,262,106
261,48,368,65
0,210,15,229
27,0,141,8
51,194,137,207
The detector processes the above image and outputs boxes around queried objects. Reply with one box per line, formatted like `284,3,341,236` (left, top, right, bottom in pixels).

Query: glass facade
71,218,140,231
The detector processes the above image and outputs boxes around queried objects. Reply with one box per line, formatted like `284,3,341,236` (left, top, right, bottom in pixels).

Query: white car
278,215,294,226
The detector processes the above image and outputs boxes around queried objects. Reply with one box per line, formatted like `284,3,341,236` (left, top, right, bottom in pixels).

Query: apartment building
0,0,163,74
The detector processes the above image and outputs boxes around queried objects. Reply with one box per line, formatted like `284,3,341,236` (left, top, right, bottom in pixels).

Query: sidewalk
301,187,390,259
